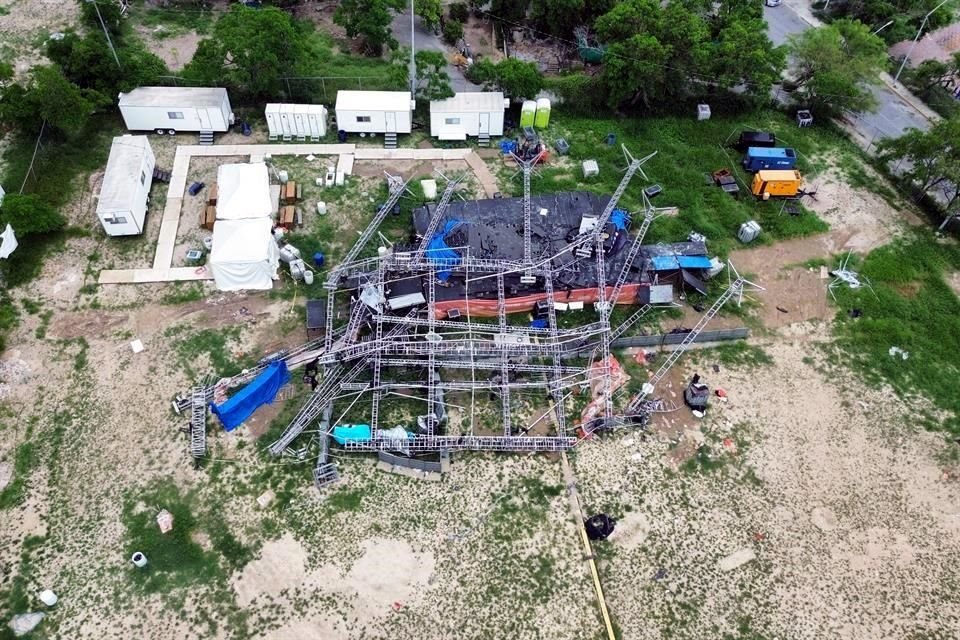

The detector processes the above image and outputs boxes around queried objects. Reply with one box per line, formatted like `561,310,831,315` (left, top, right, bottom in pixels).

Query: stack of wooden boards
278,181,302,228
201,184,218,230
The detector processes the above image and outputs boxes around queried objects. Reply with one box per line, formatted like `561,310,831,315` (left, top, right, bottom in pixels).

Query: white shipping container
96,136,156,236
118,87,233,134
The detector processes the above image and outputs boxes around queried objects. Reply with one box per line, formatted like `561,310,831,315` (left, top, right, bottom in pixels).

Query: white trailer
334,91,414,134
96,135,156,236
429,92,509,140
118,87,234,135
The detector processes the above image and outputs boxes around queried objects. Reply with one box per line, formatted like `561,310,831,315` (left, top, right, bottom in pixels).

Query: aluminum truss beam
342,435,576,452
413,178,461,265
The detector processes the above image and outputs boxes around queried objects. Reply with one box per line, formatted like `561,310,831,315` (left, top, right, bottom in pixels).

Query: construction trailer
334,91,414,135
95,135,156,236
429,92,509,141
118,87,234,135
265,103,328,141
742,147,797,172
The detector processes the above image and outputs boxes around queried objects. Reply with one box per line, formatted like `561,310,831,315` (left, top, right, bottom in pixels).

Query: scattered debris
8,612,45,637
776,306,788,313
156,509,174,533
653,568,668,581
828,251,876,301
130,339,144,354
718,548,756,572
584,513,617,541
38,591,58,607
888,346,910,360
131,552,148,568
256,490,275,509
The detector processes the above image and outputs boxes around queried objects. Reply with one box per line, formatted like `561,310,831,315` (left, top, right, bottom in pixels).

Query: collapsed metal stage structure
176,147,761,488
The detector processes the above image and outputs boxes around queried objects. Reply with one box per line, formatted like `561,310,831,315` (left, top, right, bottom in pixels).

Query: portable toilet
264,104,283,140
520,100,536,128
534,98,551,130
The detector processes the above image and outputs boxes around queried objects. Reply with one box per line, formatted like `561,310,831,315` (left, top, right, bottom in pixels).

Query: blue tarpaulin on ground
610,209,629,231
424,219,462,281
211,361,290,431
332,424,372,445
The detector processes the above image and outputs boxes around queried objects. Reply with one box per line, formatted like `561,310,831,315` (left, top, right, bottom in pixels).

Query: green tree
530,0,585,38
78,0,124,37
787,19,888,114
0,194,67,237
413,50,453,101
489,0,529,23
415,0,442,31
821,0,952,44
877,118,960,207
0,66,94,137
443,20,464,45
448,2,469,23
467,58,543,100
186,4,312,100
334,0,405,56
711,17,786,103
48,32,167,102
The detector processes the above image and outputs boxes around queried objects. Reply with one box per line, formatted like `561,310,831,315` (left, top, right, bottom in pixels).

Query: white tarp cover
209,217,279,291
0,224,17,259
216,163,272,220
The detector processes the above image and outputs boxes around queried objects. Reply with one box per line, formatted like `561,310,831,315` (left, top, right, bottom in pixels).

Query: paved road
763,1,933,146
391,9,475,93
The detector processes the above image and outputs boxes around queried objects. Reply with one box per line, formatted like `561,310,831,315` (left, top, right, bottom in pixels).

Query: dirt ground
136,26,200,72
0,0,79,78
1,115,959,640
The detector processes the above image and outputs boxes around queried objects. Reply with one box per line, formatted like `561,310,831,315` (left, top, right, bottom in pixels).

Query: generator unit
751,170,802,198
734,131,776,153
743,147,797,172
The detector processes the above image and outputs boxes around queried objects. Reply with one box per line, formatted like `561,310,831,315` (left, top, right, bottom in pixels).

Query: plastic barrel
520,101,536,128
534,98,551,130
313,252,325,267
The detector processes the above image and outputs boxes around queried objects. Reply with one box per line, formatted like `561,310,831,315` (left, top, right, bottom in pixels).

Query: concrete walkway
98,143,502,285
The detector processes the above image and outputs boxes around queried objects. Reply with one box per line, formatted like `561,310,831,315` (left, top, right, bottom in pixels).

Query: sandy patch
137,27,201,71
339,537,436,617
233,533,309,607
948,271,960,298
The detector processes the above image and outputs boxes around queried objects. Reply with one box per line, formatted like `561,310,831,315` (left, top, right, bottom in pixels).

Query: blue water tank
313,252,325,267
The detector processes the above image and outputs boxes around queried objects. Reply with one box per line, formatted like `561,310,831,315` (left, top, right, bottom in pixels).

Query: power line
88,0,122,70
19,121,46,195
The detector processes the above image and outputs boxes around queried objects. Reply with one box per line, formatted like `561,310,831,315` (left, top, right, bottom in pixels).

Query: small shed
118,87,234,134
429,92,509,140
96,135,156,236
334,91,413,134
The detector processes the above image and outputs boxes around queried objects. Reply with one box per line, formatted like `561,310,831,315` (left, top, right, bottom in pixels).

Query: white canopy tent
208,218,279,291
216,163,273,220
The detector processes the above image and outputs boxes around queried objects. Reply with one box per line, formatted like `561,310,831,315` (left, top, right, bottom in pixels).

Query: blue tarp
610,209,629,231
500,140,518,155
211,361,290,431
677,255,713,269
424,219,462,281
530,318,548,328
332,424,372,445
650,255,712,271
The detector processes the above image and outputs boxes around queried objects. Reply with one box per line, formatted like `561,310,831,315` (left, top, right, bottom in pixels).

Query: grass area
830,231,960,434
691,342,774,370
133,0,217,36
532,109,853,257
121,480,253,594
166,325,256,379
0,418,38,509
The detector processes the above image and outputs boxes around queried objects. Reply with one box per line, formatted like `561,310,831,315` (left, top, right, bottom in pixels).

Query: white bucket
303,269,314,285
131,552,148,568
39,590,58,607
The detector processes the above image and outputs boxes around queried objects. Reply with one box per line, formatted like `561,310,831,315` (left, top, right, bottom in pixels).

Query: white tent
208,218,279,291
216,163,273,220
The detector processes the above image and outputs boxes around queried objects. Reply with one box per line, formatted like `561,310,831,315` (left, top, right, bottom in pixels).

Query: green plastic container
534,98,551,130
520,101,536,128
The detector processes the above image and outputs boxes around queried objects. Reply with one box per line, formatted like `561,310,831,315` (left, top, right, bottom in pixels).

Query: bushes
448,2,469,22
443,19,464,45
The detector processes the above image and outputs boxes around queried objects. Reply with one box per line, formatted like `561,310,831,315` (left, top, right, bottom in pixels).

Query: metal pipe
895,0,952,84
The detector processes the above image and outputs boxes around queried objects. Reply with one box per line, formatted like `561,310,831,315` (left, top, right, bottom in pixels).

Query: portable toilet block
520,101,536,128
534,98,551,130
738,220,762,244
292,105,309,140
265,104,283,140
278,105,294,140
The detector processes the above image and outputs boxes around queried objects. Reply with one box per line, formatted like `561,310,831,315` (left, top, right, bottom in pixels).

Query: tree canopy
413,50,454,101
334,0,405,56
787,19,888,115
819,0,954,45
414,0,442,31
877,118,960,208
0,65,95,137
591,0,784,110
186,4,313,101
467,58,543,101
0,194,67,238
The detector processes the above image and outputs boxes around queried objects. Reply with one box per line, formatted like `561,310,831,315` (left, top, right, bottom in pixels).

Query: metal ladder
189,387,207,459
497,272,511,436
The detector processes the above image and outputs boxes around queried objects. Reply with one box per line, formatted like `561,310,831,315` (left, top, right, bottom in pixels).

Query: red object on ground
715,388,727,398
432,283,645,319
754,531,766,542
392,602,404,612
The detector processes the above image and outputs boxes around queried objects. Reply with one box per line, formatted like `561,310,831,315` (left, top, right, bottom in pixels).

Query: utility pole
895,0,952,84
410,0,416,96
89,0,121,70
